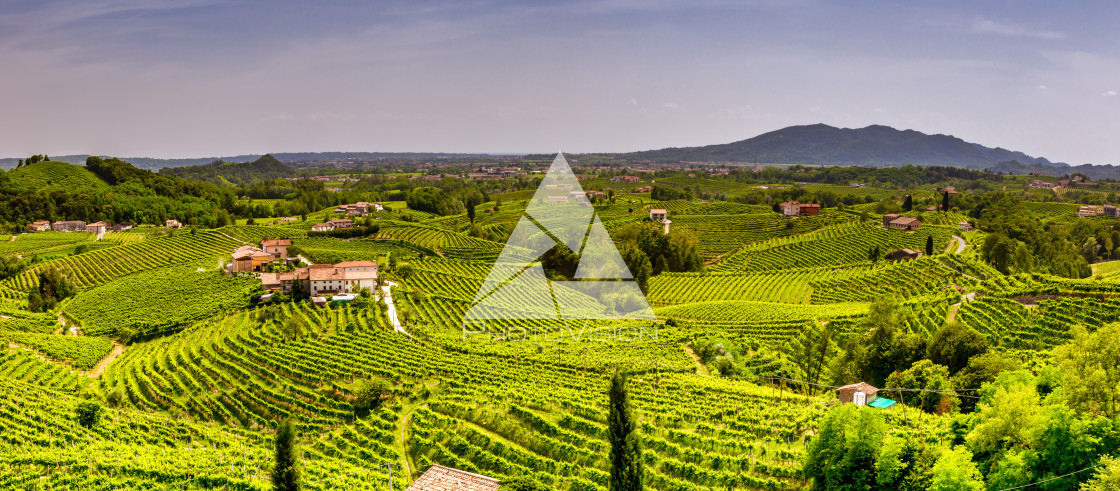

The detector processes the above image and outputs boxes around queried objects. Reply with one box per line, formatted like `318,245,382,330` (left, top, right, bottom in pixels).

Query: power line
995,463,1104,491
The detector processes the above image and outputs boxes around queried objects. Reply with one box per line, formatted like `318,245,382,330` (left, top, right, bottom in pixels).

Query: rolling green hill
8,160,110,192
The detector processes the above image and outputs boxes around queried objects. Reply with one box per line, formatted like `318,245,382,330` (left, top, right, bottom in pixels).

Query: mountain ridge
617,123,1063,169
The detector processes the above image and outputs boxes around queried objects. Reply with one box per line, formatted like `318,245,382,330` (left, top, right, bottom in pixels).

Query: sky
1,0,1118,164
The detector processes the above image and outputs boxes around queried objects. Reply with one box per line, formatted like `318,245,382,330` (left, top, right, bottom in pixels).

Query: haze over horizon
2,1,1118,165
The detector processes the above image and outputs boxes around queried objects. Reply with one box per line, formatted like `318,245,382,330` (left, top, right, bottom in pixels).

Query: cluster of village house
25,219,181,233
1078,205,1120,218
229,238,379,306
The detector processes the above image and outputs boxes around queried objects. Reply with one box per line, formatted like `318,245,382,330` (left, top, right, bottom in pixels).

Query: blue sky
1,0,1118,164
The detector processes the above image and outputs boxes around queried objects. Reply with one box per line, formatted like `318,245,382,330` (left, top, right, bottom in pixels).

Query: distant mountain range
5,124,1117,179
619,124,1053,168
0,152,489,171
615,123,1120,179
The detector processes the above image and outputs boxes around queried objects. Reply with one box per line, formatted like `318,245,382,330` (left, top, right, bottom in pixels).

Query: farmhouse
1105,206,1120,217
611,176,641,183
311,222,334,232
1079,205,1104,217
886,249,924,262
52,220,87,232
799,203,820,215
261,239,291,260
166,219,182,229
269,217,299,225
779,201,821,217
113,222,133,232
85,221,108,234
335,202,371,216
329,219,354,229
887,217,921,231
405,464,499,491
231,245,274,273
26,221,51,232
261,261,379,296
958,222,973,232
634,186,653,193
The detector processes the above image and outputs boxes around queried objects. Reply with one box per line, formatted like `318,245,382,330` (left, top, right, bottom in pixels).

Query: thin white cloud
662,102,678,109
970,18,1064,40
626,98,638,105
1036,85,1047,89
1104,90,1118,97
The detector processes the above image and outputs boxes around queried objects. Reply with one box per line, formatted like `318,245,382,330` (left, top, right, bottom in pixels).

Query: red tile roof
406,465,500,491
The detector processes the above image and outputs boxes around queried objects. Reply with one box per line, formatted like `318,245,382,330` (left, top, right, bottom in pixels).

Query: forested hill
0,157,239,231
158,154,294,185
619,123,1063,168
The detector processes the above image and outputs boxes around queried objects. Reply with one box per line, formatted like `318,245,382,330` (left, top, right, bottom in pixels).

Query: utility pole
380,462,399,490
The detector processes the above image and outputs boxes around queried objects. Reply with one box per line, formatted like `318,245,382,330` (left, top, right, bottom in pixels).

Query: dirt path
86,342,124,378
399,404,427,478
953,235,967,254
682,344,709,376
946,303,961,323
382,281,409,337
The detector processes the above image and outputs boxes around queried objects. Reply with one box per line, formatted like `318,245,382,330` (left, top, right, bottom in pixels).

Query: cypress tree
902,195,913,212
272,419,301,491
926,235,934,256
942,191,950,212
609,371,642,491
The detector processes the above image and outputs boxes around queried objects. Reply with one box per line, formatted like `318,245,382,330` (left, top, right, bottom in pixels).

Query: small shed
837,382,879,406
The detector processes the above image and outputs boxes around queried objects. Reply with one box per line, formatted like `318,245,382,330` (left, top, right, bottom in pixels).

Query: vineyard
3,231,243,292
2,171,1118,490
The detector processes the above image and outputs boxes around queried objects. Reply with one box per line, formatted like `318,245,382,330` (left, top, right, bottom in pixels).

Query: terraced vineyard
712,221,953,272
648,268,831,305
3,231,243,292
65,263,260,341
0,231,95,257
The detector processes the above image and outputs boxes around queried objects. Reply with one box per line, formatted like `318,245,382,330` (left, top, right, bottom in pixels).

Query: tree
352,378,390,417
272,419,301,491
926,322,988,375
804,404,885,490
942,191,950,212
965,370,1041,456
75,400,102,428
885,360,956,414
289,277,307,302
1053,324,1120,419
951,352,1021,413
621,247,652,295
925,235,934,256
903,195,913,212
466,203,476,223
1082,455,1120,491
608,371,642,491
783,322,836,393
929,447,984,491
